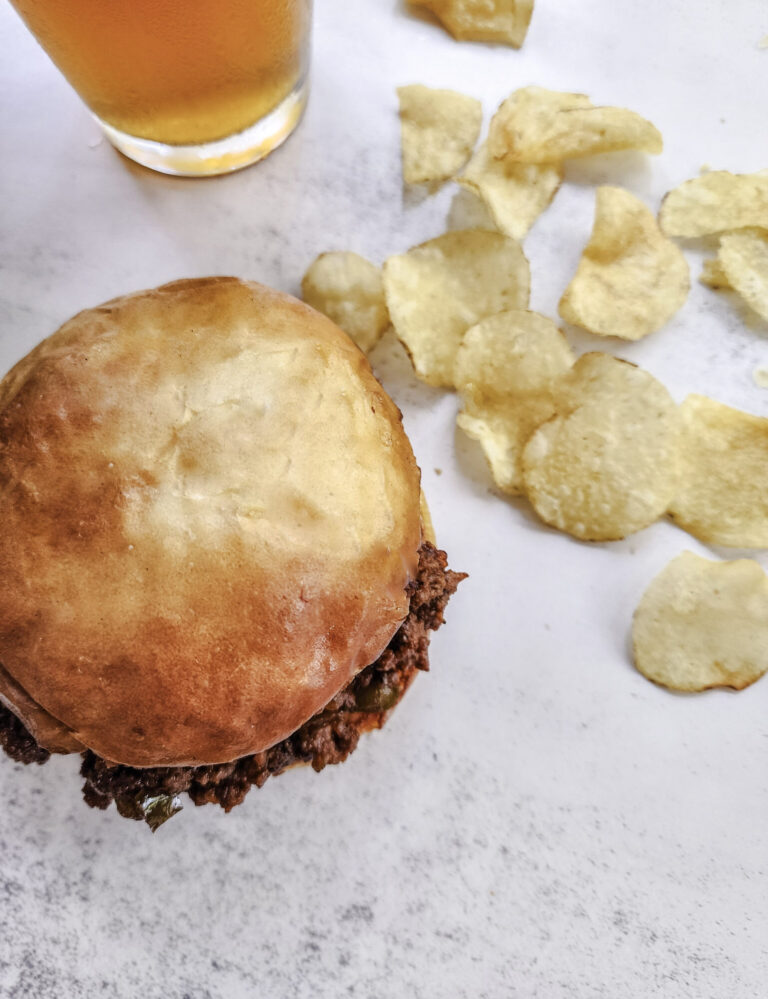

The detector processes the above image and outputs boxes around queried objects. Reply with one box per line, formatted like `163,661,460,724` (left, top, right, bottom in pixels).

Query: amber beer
10,0,312,173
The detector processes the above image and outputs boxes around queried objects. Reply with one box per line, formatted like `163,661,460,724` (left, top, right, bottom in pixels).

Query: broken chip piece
383,229,530,387
454,310,574,494
488,86,663,164
659,170,768,237
667,394,768,549
301,251,389,353
459,142,563,240
632,551,768,691
397,84,483,185
410,0,534,48
558,186,690,340
521,353,680,541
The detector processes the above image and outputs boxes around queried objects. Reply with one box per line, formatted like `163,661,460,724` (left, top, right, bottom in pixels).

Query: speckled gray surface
1,2,767,997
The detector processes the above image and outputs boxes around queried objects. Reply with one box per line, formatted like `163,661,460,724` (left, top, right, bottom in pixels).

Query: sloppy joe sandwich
0,277,464,828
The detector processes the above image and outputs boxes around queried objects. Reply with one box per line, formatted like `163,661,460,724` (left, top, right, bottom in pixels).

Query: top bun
0,278,422,767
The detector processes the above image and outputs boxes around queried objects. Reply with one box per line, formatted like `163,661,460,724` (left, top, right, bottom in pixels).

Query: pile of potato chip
300,81,768,695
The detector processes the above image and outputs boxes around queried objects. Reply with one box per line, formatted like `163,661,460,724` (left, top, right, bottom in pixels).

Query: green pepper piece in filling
116,792,183,832
355,682,400,713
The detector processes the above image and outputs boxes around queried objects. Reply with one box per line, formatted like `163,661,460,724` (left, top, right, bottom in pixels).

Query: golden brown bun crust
0,278,421,766
0,663,84,754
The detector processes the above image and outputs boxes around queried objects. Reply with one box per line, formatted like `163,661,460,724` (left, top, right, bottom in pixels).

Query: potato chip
301,252,389,353
632,551,768,691
487,86,662,164
558,187,690,340
383,230,530,387
700,258,730,289
667,394,768,548
420,489,437,545
410,0,534,48
397,84,483,185
521,353,680,540
454,310,574,494
659,171,768,237
718,228,768,321
447,185,498,231
459,142,563,240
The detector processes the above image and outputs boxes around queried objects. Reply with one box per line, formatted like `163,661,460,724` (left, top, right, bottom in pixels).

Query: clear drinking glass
9,0,312,176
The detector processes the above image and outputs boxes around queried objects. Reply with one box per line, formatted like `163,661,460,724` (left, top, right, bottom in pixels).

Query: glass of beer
9,0,312,176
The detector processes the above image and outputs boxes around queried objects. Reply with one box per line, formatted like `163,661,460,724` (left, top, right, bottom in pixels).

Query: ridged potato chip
383,230,531,387
410,0,534,48
521,353,680,540
632,551,768,691
488,86,662,164
397,84,483,185
454,310,575,494
659,171,768,237
558,187,690,340
459,142,563,240
718,228,768,321
301,252,389,353
667,394,768,548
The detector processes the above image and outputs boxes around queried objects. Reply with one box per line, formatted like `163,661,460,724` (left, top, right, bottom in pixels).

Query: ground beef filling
0,543,464,824
0,704,51,767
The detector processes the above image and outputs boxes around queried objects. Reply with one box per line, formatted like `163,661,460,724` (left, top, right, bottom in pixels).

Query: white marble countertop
1,2,767,997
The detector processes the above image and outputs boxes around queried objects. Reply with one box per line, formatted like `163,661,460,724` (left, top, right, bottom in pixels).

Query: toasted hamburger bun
0,277,422,767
